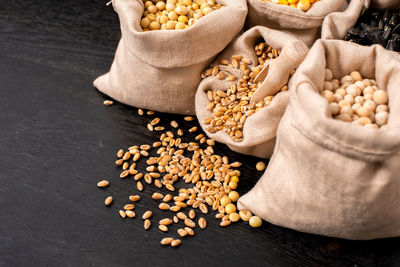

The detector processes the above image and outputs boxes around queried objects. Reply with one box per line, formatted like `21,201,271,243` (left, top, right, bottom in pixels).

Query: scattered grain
97,180,109,188
142,210,153,220
104,196,113,206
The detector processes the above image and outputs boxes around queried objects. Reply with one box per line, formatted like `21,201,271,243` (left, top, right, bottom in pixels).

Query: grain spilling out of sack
321,69,389,128
140,0,224,31
201,42,294,142
345,8,400,52
97,110,262,247
260,0,320,11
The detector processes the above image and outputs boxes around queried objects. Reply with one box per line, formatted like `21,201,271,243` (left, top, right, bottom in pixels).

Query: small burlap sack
195,26,309,158
238,39,400,240
94,0,247,115
246,0,369,46
371,0,400,9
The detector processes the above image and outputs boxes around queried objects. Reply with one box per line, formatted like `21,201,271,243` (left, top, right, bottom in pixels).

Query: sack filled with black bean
345,8,400,52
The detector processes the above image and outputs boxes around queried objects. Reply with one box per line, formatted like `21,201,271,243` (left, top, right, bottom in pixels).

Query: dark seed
346,7,400,52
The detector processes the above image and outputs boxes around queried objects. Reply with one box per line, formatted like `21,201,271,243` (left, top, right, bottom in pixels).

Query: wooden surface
1,1,399,266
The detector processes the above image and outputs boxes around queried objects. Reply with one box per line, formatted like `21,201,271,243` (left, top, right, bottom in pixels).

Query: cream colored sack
238,39,400,240
371,0,400,9
246,0,369,46
94,0,247,114
195,26,308,158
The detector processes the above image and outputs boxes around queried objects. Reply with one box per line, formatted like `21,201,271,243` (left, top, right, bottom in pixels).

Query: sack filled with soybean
94,0,247,114
195,26,309,158
246,0,369,46
238,39,400,240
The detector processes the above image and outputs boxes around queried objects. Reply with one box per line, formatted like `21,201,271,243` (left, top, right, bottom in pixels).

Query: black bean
345,7,400,52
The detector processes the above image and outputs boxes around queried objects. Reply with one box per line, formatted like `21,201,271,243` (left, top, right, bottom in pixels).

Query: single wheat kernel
154,179,162,188
137,181,144,191
226,75,236,81
176,212,187,220
159,225,168,232
184,218,195,228
124,204,135,211
220,59,229,65
170,120,178,128
215,213,224,219
122,152,131,161
173,216,179,223
147,111,155,115
159,203,170,210
188,126,198,133
152,192,164,200
177,229,187,237
175,201,186,208
129,195,140,202
159,218,173,226
120,170,129,178
163,194,173,202
198,217,207,229
122,162,129,170
153,141,161,147
161,237,173,245
140,150,149,157
140,144,151,151
147,124,154,131
119,210,126,218
189,209,195,219
171,239,181,247
177,129,184,136
199,203,208,214
185,227,194,236
133,153,141,161
166,184,175,191
117,149,124,158
125,210,136,218
144,174,152,184
97,180,109,188
138,108,144,115
155,126,165,131
170,206,181,212
104,196,113,206
103,100,113,106
231,162,241,167
144,219,151,230
115,159,123,166
184,116,194,121
151,118,160,126
220,220,231,227
134,173,143,180
142,211,152,220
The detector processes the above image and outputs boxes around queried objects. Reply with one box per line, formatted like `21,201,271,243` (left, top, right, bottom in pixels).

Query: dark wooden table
1,1,399,266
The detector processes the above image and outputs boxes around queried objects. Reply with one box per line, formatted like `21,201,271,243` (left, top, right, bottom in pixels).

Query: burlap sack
371,0,400,9
238,39,400,240
321,0,370,40
246,0,368,46
195,26,309,158
94,0,247,115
